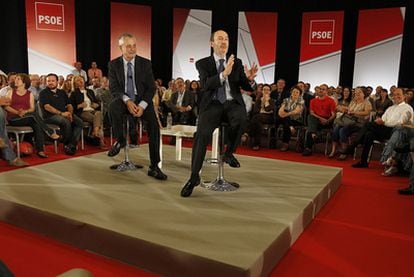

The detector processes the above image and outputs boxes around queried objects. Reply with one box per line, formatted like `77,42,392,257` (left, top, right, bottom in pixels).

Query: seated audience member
374,88,393,118
331,87,372,159
57,75,65,90
405,88,414,109
248,84,275,150
70,75,107,149
342,88,413,168
0,96,28,166
166,77,196,125
275,85,304,151
302,83,337,156
87,77,101,94
39,73,83,155
0,74,7,89
270,78,290,110
396,126,414,195
72,61,88,83
28,74,42,101
5,73,59,158
87,61,103,84
300,81,315,125
0,72,17,97
380,127,412,177
95,77,112,128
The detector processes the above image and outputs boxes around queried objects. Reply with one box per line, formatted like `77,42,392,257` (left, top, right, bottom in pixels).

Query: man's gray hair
118,33,135,46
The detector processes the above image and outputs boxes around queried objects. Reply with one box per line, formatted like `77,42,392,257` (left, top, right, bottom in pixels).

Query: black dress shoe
352,161,368,168
64,145,76,155
180,176,201,197
223,154,240,168
107,141,125,157
148,166,167,180
398,186,414,195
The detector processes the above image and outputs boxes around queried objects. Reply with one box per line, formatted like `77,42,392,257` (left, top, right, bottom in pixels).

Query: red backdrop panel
26,0,76,65
300,11,344,62
110,3,151,60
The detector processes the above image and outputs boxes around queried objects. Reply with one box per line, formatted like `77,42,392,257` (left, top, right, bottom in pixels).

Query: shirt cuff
139,101,148,110
122,95,131,103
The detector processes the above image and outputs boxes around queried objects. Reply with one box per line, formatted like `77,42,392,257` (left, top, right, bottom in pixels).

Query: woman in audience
275,85,304,151
248,84,275,150
0,74,7,89
374,88,393,118
405,88,414,109
5,73,59,158
70,75,107,149
331,87,372,159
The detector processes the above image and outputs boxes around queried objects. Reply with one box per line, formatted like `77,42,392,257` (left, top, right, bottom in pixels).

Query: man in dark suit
180,30,258,197
166,77,196,125
107,33,167,180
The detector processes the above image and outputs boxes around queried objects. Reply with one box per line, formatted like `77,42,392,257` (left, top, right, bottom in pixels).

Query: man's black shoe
398,186,414,195
180,176,201,197
148,166,167,180
223,154,240,168
352,161,368,168
107,141,125,157
64,144,76,155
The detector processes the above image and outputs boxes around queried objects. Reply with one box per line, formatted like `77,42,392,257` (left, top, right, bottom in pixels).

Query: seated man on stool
107,33,167,180
180,29,258,197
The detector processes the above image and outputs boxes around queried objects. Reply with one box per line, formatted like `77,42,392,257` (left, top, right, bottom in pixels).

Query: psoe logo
309,20,335,45
35,2,65,31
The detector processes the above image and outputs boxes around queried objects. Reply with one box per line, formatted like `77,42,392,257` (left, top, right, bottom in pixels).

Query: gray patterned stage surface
0,145,342,277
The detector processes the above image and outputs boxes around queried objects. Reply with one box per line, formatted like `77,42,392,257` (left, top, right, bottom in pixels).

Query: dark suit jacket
167,90,195,113
70,88,100,117
108,55,155,107
195,56,254,112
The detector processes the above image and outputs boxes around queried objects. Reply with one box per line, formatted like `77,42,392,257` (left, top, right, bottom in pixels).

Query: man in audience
270,78,290,109
39,73,83,155
0,72,17,97
302,83,336,156
29,74,42,101
166,77,196,126
343,88,413,168
397,126,414,195
87,61,103,84
72,62,88,83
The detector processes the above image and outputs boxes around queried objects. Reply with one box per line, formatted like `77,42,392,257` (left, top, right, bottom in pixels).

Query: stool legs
201,124,239,191
110,117,143,171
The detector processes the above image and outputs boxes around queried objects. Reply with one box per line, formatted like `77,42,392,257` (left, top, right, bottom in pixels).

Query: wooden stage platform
0,145,342,277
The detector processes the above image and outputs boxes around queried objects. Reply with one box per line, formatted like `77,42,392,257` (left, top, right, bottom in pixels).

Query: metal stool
110,115,143,171
201,122,239,191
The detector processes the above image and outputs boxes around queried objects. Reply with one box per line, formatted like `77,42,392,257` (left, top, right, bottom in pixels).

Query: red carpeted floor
1,138,414,276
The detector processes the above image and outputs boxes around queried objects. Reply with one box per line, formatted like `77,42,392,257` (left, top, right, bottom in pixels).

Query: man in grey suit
107,33,167,180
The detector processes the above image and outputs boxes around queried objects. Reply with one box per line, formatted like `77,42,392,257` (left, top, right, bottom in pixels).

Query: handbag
334,113,358,127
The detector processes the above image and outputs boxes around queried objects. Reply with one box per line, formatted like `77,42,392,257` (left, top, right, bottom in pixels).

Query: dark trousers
190,100,246,180
109,98,160,167
305,114,332,149
44,114,83,146
249,113,274,147
351,121,393,163
274,116,303,143
8,112,52,151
